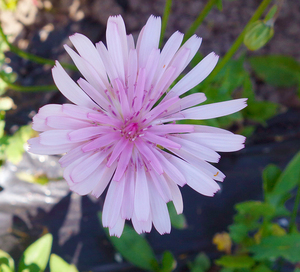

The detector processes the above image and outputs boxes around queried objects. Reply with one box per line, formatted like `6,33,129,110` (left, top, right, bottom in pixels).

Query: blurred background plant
1,0,300,271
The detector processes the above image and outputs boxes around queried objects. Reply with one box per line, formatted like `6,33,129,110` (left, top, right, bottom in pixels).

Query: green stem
205,0,273,83
0,73,57,92
183,0,218,43
160,0,173,47
0,24,77,71
289,183,300,233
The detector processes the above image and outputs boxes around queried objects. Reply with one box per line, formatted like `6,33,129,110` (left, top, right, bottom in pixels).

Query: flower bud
244,20,274,51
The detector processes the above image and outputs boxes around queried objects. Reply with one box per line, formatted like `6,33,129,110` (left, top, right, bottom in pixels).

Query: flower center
121,122,141,141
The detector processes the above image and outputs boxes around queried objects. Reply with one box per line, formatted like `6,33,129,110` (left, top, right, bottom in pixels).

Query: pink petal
134,139,163,175
137,15,161,68
148,180,171,234
108,215,125,237
161,98,248,122
39,130,72,145
52,61,97,109
69,33,110,88
134,158,150,221
102,177,126,228
169,52,219,97
113,142,134,181
91,161,117,198
46,116,91,130
28,137,77,155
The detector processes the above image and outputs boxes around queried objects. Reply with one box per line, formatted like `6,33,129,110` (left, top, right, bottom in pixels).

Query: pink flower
28,15,247,237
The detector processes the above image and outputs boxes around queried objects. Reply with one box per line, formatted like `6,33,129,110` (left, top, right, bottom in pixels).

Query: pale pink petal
152,149,186,187
134,139,163,175
180,133,246,152
147,124,194,134
28,137,77,155
70,151,108,183
165,176,183,214
168,135,221,163
46,116,91,130
109,214,125,237
59,145,86,168
121,164,135,219
77,78,109,111
164,93,207,116
161,98,248,122
148,180,171,235
91,161,117,198
137,15,161,68
70,163,106,195
134,157,150,221
69,33,109,88
168,52,219,97
168,155,221,196
148,171,172,202
143,132,181,149
132,211,152,234
39,130,72,145
102,176,126,228
68,126,112,142
153,31,184,84
106,16,128,82
113,142,134,181
170,148,225,182
52,61,97,109
64,45,107,93
62,104,95,120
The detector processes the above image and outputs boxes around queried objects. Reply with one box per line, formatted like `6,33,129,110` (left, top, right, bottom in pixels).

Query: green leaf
189,253,210,272
244,100,278,125
160,251,176,272
248,55,300,87
262,164,282,194
249,233,300,263
167,202,187,230
215,255,255,269
0,263,14,272
272,150,300,196
5,125,34,164
100,214,158,271
228,223,250,243
18,233,53,272
50,254,78,272
252,264,273,272
0,119,5,138
235,201,275,221
0,249,15,271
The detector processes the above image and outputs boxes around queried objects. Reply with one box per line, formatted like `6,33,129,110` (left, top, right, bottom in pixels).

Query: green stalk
205,0,273,83
289,183,300,233
183,0,218,43
0,73,57,92
160,0,173,47
0,24,77,71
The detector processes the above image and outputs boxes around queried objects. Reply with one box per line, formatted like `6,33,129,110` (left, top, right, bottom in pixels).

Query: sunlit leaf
0,249,15,271
18,233,53,272
50,254,78,272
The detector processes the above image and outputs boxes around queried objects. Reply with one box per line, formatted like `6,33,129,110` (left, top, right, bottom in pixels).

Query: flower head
29,15,247,237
